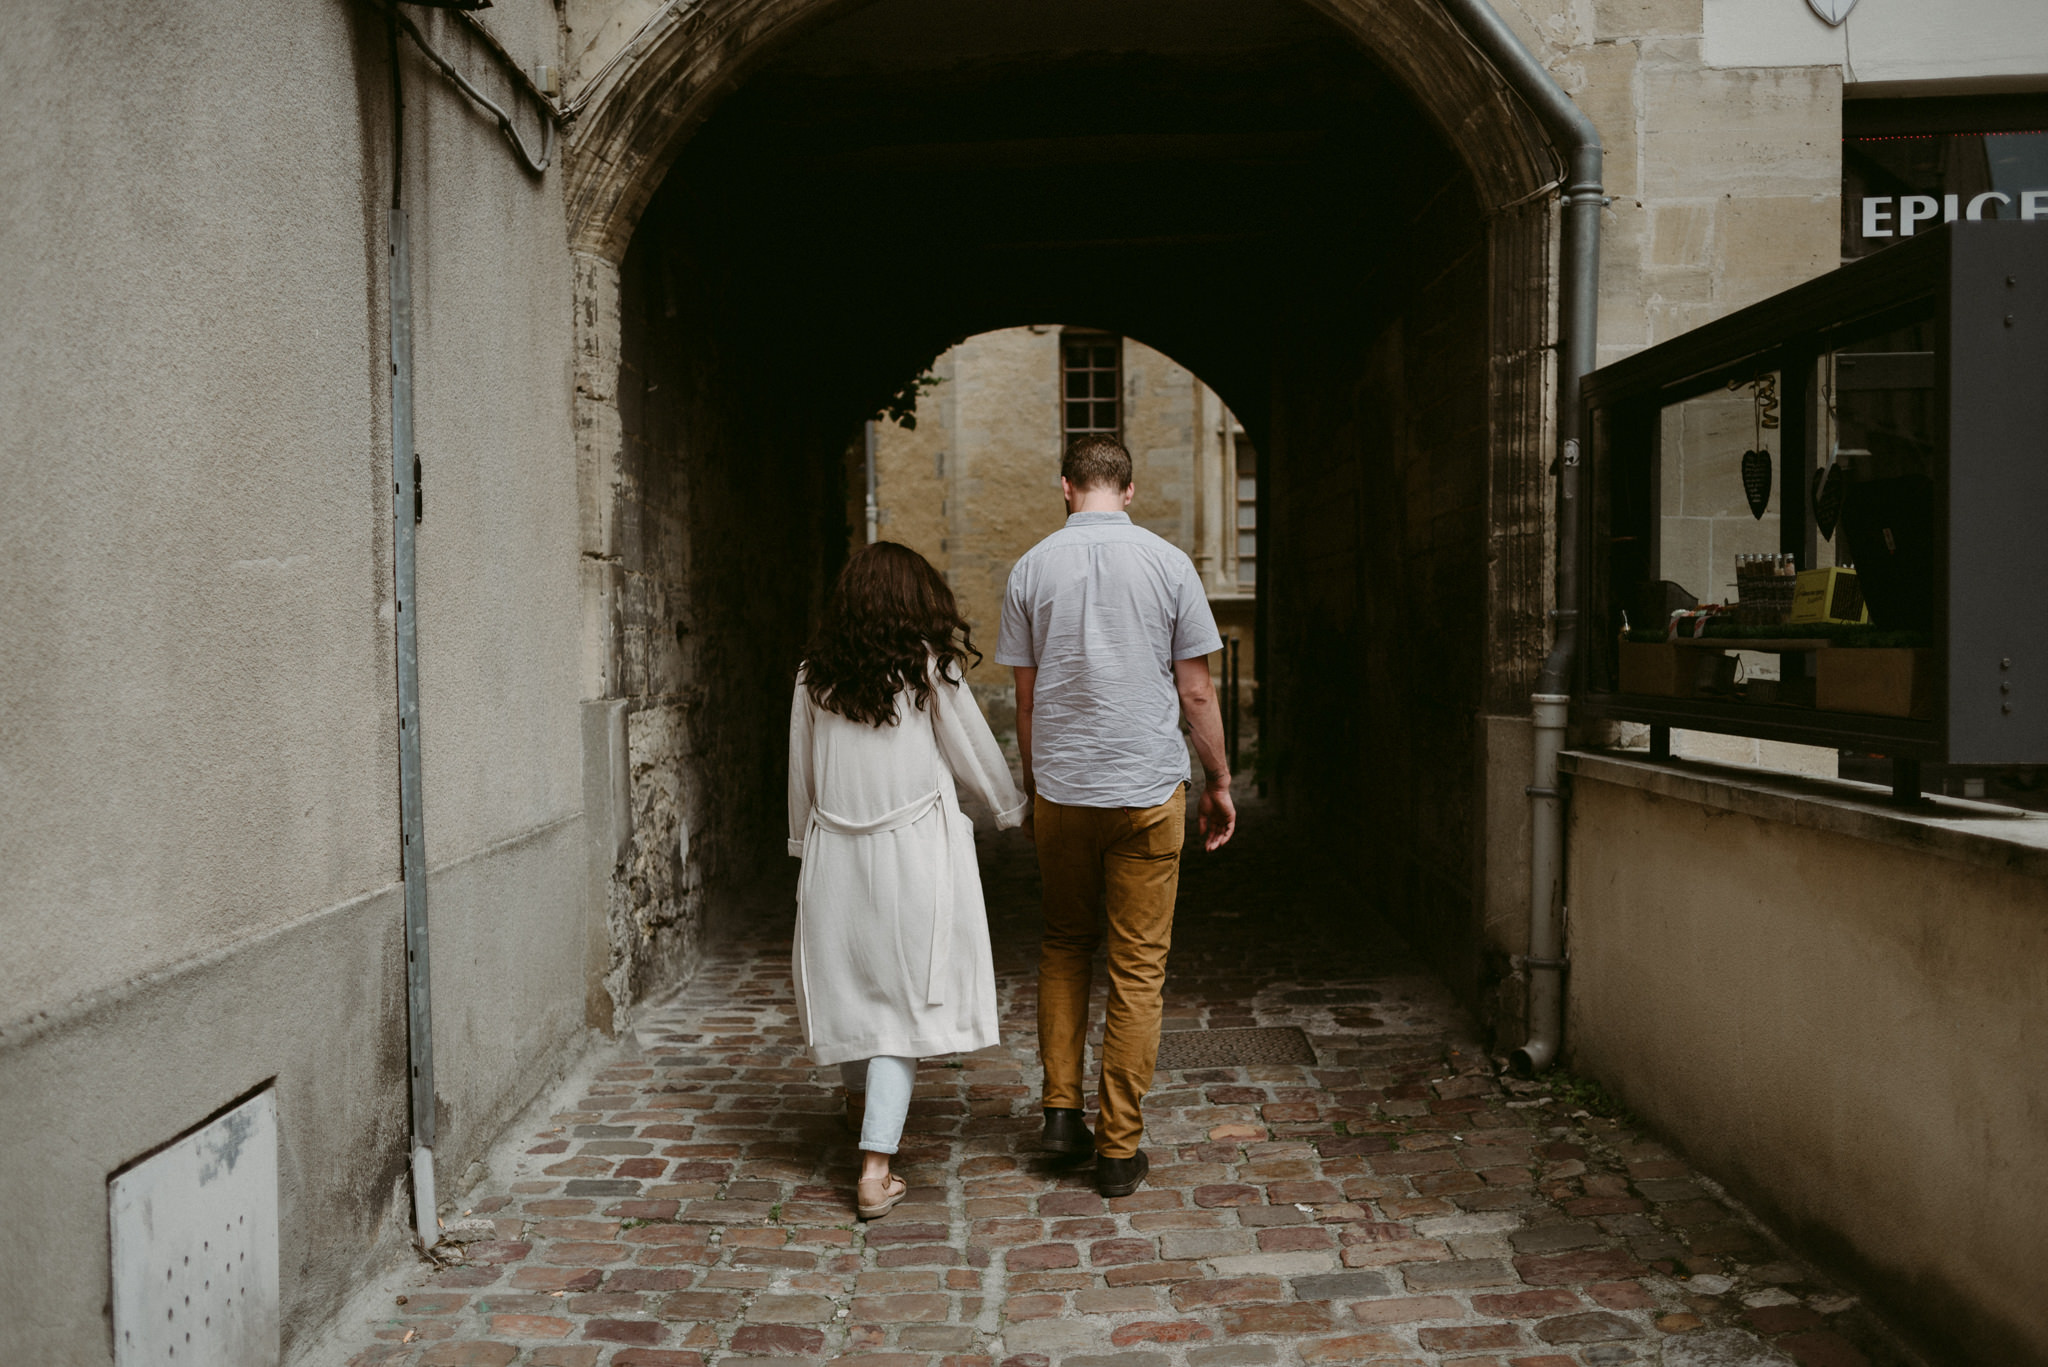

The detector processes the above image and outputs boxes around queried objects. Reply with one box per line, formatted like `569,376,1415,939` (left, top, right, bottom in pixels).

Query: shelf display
1578,221,2048,789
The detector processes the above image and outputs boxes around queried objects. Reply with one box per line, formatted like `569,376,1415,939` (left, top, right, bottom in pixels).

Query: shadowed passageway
337,800,1910,1367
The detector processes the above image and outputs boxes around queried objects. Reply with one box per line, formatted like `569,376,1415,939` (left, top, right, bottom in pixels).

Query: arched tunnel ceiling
625,0,1488,435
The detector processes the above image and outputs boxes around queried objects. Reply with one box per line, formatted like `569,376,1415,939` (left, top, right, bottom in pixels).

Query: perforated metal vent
110,1090,280,1366
1156,1026,1317,1070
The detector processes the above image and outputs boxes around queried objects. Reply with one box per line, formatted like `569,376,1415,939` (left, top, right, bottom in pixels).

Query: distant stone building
864,327,1258,760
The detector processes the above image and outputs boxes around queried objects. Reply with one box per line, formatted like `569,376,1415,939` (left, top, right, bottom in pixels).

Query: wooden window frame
1060,331,1122,442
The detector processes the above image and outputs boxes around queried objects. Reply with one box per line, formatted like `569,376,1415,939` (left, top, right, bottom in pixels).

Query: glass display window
1580,222,2048,797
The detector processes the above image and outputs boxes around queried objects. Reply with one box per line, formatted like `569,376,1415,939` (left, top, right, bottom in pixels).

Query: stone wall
1259,117,1505,1023
1490,0,1843,361
604,175,849,1004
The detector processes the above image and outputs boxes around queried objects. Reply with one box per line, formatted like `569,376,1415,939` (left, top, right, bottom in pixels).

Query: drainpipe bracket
1519,955,1570,972
1524,785,1560,799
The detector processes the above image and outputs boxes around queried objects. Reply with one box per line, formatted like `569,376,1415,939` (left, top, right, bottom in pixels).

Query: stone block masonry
333,800,1913,1367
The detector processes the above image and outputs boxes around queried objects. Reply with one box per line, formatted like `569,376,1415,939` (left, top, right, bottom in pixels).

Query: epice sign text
1861,191,2048,238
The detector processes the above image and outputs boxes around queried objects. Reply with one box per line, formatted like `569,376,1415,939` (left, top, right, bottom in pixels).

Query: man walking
995,433,1236,1197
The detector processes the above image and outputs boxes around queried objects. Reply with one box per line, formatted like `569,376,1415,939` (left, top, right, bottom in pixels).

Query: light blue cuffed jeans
840,1055,917,1155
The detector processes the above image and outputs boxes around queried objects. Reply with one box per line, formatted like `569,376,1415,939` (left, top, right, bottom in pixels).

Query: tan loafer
856,1173,907,1220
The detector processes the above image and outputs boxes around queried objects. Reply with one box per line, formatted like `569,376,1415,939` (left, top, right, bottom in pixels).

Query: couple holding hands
787,433,1237,1219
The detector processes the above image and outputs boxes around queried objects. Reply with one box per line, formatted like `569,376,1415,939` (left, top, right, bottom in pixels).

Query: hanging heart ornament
1741,449,1773,520
1807,0,1857,25
1813,464,1847,540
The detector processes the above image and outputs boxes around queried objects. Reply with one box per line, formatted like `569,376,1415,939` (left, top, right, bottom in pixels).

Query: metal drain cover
1157,1026,1316,1070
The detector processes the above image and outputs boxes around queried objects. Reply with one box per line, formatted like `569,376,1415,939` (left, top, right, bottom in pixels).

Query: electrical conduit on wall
377,1,563,1247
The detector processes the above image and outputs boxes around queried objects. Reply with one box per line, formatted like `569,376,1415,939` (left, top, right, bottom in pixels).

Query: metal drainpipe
1436,0,1605,1074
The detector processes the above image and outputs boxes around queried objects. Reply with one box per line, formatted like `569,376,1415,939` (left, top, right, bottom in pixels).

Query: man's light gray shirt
995,511,1223,809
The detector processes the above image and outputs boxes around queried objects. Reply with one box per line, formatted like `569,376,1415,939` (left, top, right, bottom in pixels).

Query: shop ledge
1561,748,2048,883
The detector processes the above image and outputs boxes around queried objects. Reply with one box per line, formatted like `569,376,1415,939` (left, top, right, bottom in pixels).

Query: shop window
1580,222,2048,806
1844,94,2048,261
1062,333,1121,440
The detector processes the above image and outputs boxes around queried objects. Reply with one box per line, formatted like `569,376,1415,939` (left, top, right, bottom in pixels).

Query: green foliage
875,370,946,430
1543,1070,1635,1124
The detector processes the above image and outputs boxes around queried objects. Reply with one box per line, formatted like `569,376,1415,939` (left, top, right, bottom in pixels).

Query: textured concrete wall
1563,754,2048,1365
1,0,396,1032
0,2,588,1359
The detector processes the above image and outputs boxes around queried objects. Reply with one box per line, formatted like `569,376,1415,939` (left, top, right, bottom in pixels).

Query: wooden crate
1816,649,1935,719
1619,643,1684,696
1619,643,1735,697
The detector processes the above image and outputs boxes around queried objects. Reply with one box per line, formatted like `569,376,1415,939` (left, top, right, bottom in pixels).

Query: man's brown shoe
1042,1107,1093,1156
1095,1150,1149,1198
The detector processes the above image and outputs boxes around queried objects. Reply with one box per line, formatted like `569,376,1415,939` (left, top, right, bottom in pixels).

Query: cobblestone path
341,799,1914,1367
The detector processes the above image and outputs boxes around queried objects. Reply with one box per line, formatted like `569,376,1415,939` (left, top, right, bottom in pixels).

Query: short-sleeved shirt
994,511,1224,809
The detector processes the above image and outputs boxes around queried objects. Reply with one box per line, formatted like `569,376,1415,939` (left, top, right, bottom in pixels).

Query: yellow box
1789,567,1868,625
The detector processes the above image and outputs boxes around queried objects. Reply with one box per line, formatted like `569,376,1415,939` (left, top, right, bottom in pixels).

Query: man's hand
1019,800,1036,844
1174,656,1236,852
1197,780,1236,852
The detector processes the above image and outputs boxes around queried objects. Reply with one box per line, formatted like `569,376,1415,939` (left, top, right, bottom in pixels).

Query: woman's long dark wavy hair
804,541,980,727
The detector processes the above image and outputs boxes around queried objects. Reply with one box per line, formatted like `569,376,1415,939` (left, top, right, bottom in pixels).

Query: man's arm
1012,665,1037,841
1174,656,1236,852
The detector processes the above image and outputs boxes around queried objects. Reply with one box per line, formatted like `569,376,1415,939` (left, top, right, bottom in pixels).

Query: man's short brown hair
1062,433,1133,492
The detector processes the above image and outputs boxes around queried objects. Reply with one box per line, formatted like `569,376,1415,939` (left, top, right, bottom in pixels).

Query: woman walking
788,542,1027,1219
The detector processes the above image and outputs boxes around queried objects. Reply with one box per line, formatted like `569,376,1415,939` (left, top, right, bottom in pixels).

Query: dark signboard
1844,94,2048,260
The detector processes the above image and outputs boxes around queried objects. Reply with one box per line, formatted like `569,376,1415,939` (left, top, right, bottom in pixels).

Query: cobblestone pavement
340,798,1917,1367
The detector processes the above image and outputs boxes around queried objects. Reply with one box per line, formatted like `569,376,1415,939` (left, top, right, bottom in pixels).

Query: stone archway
563,0,1569,1039
563,0,1555,260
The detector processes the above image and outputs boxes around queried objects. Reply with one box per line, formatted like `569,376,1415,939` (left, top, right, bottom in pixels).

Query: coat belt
803,788,955,1008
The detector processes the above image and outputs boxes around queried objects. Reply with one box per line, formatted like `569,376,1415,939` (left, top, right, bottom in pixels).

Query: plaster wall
0,0,397,1025
1702,0,2048,85
1562,754,2048,1365
0,2,591,1358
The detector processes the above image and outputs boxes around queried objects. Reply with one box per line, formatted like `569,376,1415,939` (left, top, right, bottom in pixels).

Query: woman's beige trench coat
787,664,1028,1066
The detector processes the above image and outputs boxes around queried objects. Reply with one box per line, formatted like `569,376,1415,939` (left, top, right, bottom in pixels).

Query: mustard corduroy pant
1033,787,1185,1159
